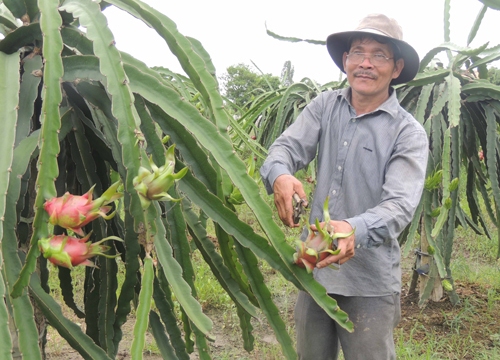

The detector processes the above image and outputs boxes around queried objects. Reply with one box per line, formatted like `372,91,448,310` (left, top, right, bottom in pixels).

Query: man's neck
350,88,391,115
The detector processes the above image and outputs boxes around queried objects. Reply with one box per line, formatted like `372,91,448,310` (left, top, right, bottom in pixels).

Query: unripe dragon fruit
38,233,122,269
293,197,354,273
44,181,122,236
442,279,453,292
133,141,188,209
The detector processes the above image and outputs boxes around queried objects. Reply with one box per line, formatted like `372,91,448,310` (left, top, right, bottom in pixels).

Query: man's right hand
273,174,308,227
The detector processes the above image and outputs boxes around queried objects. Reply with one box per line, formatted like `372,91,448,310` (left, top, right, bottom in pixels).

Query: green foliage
396,1,500,303
236,77,347,150
0,1,354,359
487,66,500,85
220,63,281,109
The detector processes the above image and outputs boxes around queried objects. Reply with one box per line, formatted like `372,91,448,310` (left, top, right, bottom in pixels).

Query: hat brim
326,30,420,85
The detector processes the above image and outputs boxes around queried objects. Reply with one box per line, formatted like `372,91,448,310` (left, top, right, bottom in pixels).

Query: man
260,14,429,360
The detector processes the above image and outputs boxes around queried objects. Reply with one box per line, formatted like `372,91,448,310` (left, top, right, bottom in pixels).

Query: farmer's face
342,38,404,99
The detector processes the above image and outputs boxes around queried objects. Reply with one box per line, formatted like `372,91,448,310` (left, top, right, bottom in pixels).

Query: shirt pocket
348,141,385,200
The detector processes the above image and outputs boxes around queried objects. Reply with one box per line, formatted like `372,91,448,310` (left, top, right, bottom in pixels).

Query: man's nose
359,56,374,67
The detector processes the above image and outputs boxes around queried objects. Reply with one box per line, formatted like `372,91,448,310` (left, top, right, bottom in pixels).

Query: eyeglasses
346,52,393,66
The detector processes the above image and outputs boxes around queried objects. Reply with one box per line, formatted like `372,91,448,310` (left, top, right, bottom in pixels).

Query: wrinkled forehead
348,35,396,55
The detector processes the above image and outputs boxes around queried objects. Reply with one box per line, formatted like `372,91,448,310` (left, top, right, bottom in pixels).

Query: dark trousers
294,291,401,360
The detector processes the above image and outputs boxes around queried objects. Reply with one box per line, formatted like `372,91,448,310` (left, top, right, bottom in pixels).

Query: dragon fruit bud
38,233,122,269
133,144,188,209
43,181,123,236
442,279,453,292
293,197,353,272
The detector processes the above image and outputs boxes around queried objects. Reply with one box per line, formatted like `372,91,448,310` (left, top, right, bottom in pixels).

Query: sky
103,0,500,85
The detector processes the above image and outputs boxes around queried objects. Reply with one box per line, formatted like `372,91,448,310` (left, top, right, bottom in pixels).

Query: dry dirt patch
46,264,500,359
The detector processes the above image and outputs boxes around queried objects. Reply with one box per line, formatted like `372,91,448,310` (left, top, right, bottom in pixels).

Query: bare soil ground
398,279,500,359
45,257,500,360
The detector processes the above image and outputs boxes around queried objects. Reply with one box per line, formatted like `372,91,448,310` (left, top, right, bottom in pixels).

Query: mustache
353,70,377,79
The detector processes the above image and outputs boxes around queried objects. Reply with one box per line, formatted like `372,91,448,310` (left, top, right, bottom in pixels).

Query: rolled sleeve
344,216,369,248
260,163,291,195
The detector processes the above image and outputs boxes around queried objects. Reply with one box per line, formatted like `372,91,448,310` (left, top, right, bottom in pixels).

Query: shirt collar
338,87,400,119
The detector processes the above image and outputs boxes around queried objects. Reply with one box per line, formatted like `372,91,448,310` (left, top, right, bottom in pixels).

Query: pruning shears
292,193,308,225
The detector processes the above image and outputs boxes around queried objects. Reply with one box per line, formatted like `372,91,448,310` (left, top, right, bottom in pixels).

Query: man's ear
342,52,348,70
392,58,404,80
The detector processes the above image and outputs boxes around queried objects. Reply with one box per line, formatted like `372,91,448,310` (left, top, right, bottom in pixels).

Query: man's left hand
315,220,355,268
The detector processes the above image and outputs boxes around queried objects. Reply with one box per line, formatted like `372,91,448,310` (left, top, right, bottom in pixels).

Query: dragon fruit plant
43,181,123,236
293,197,355,273
38,233,122,269
0,1,361,358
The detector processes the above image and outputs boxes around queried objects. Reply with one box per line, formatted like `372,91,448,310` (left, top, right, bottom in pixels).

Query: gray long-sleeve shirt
260,87,429,296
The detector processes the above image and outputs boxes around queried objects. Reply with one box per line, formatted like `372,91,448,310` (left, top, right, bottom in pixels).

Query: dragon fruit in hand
293,197,354,273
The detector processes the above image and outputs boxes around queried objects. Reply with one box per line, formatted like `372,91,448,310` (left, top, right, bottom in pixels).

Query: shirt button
332,190,337,195
351,119,356,123
343,141,348,146
338,166,342,171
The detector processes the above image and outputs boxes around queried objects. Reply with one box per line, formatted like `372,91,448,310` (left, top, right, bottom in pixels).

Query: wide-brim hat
326,14,420,85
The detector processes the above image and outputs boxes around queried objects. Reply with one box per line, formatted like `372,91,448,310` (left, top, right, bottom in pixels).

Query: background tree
220,63,281,109
280,60,295,87
487,66,500,84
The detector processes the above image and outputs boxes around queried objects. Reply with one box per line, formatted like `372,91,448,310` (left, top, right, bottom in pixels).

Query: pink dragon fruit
293,197,354,273
38,233,122,268
43,181,122,236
